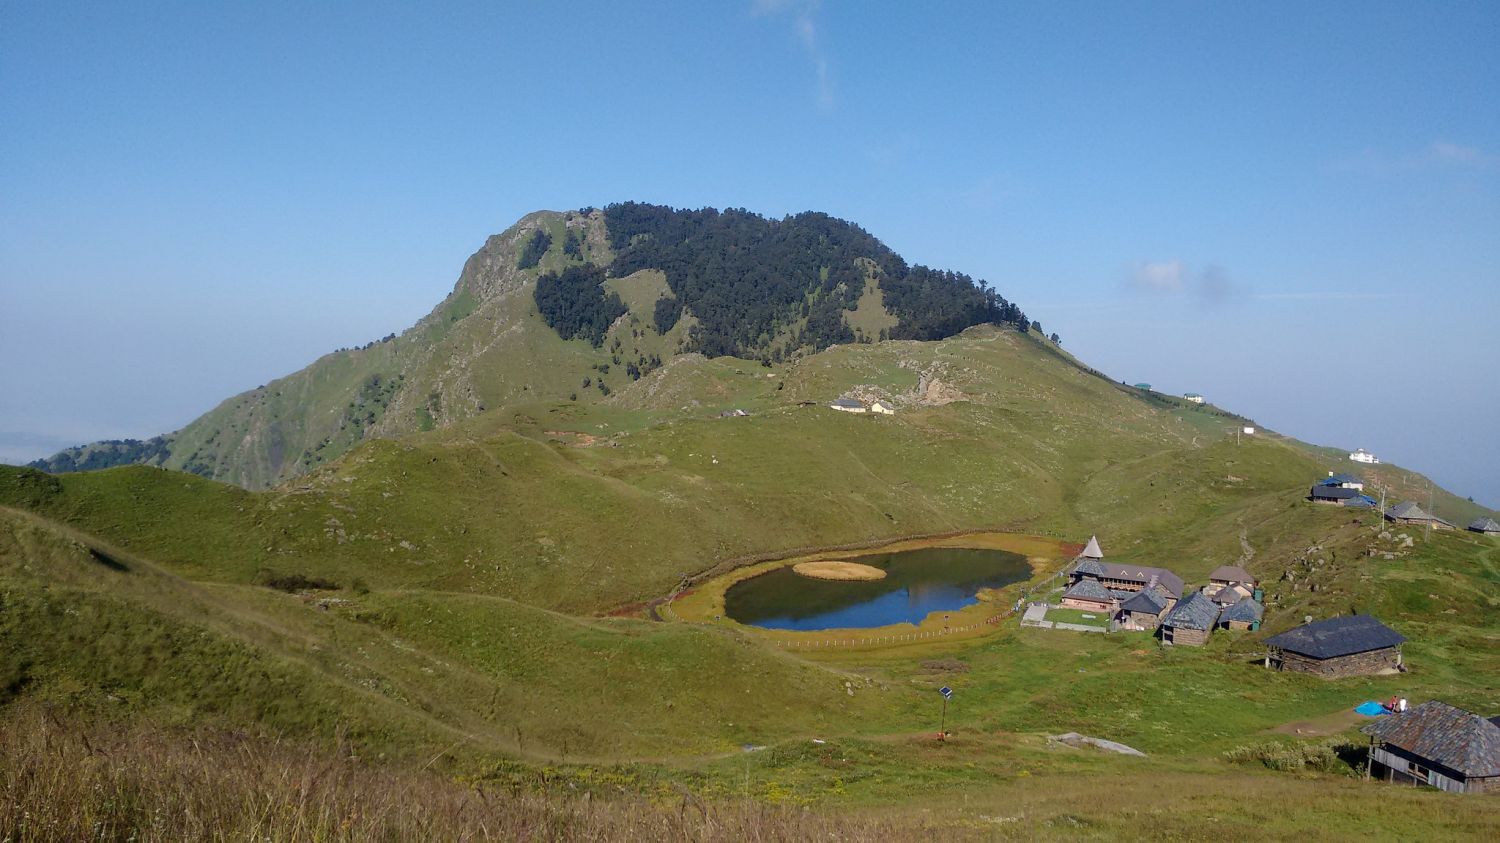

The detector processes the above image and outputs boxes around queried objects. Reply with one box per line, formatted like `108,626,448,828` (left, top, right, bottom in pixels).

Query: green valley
5,206,1499,840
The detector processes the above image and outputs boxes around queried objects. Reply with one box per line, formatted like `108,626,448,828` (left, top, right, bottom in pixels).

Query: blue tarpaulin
1354,701,1388,717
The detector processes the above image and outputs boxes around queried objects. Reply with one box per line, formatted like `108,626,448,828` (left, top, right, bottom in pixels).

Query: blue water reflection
725,547,1029,630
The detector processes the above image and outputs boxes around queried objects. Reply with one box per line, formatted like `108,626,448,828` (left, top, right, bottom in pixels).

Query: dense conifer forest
598,202,1029,358
532,265,627,347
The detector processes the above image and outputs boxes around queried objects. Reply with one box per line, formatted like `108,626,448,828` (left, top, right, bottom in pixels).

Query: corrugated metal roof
1161,592,1220,631
1312,485,1360,500
1263,614,1405,659
1362,701,1500,777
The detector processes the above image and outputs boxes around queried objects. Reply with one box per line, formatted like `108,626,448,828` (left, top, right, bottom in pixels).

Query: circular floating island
792,560,888,581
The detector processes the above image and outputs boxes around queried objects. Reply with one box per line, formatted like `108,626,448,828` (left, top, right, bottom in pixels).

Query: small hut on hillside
1208,565,1257,590
1218,598,1263,631
1362,701,1500,793
1310,485,1362,505
1262,615,1406,677
1204,565,1259,607
1385,501,1455,530
1468,517,1500,535
1159,592,1219,646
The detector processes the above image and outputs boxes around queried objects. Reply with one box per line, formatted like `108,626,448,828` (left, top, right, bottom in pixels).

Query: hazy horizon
3,2,1496,505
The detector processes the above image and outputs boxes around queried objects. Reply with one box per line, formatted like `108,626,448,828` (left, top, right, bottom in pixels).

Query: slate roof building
1115,586,1172,631
1263,615,1406,678
1468,517,1500,535
1071,562,1184,600
1362,701,1500,793
1207,585,1247,607
1159,592,1220,646
1218,598,1263,631
1060,578,1117,612
1385,501,1455,530
829,398,867,413
1208,565,1257,589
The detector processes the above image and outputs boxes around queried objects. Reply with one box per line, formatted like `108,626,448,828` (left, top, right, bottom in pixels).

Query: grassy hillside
4,317,1499,836
5,328,1491,619
31,204,1048,492
0,505,895,761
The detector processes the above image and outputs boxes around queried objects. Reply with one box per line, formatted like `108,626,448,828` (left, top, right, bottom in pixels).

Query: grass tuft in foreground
0,706,935,842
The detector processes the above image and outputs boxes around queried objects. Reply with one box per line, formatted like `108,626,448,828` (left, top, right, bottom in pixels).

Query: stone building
1262,615,1406,677
1159,592,1219,646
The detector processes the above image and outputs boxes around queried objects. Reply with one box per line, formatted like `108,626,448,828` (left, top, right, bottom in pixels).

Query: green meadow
4,270,1498,837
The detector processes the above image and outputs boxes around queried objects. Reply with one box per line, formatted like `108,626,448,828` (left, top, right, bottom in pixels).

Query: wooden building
1208,565,1257,591
1069,557,1183,600
1262,615,1406,678
1362,701,1500,793
1159,592,1219,646
1204,565,1259,607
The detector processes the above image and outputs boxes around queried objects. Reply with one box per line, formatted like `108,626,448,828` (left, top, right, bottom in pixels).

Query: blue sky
2,1,1497,504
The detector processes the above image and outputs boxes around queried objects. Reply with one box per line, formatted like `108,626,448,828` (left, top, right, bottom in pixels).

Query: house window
1406,761,1430,783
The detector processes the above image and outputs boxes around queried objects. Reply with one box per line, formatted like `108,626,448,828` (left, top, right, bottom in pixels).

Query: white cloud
752,0,833,108
1429,141,1495,166
1128,260,1245,306
1131,260,1186,292
1332,141,1498,174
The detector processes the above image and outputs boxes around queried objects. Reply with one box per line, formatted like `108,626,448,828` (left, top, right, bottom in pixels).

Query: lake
724,546,1031,631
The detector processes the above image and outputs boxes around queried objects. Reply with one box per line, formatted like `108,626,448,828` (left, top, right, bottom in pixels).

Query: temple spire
1081,535,1104,559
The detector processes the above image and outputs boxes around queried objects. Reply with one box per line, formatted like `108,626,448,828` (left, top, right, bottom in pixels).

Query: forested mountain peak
30,203,1039,489
578,202,1030,360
